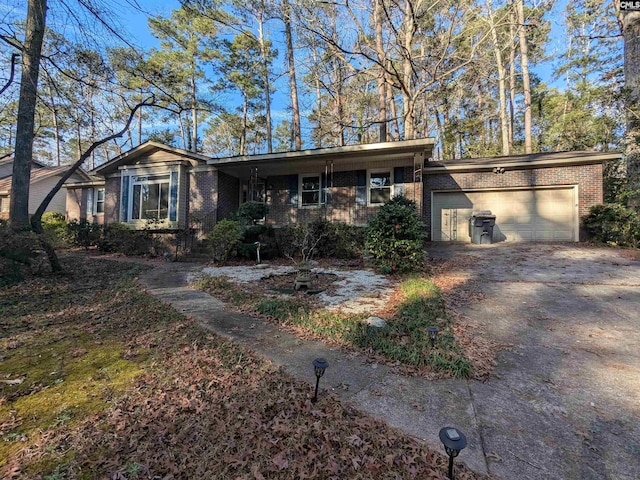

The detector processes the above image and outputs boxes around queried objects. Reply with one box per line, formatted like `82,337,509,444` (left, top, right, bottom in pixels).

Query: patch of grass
0,255,173,474
254,297,310,320
195,273,471,378
193,275,254,306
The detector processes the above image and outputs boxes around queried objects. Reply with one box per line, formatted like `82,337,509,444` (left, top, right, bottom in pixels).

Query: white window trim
299,173,322,208
367,168,394,206
128,173,171,222
95,187,105,215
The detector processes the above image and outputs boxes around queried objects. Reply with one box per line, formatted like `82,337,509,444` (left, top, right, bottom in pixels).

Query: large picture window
131,174,170,220
369,170,392,205
300,174,321,207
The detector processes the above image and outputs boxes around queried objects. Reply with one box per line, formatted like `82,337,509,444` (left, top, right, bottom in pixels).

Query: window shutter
394,167,405,197
169,171,178,221
288,174,299,206
86,188,94,216
356,170,367,206
121,175,130,221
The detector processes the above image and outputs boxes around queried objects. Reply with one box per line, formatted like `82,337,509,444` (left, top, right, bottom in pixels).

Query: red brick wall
217,171,239,222
190,170,218,232
104,177,121,224
423,163,603,238
265,167,421,226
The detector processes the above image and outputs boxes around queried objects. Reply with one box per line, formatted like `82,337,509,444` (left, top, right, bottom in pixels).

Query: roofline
93,141,211,174
207,138,435,166
423,151,621,173
0,166,93,192
64,180,106,188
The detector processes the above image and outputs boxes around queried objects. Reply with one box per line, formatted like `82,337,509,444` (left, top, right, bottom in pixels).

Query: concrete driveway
427,243,640,480
140,243,640,480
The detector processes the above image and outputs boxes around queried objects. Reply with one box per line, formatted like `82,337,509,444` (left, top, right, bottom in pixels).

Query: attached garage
432,187,578,242
423,151,621,242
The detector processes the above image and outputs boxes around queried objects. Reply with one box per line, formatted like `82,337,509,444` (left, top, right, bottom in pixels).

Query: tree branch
30,95,156,232
0,53,19,96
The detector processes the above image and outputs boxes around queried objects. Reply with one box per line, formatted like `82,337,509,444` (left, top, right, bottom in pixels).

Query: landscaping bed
193,262,478,379
0,253,487,479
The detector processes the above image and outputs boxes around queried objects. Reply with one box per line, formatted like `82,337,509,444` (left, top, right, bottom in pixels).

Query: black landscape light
439,427,467,479
311,358,329,403
428,326,440,348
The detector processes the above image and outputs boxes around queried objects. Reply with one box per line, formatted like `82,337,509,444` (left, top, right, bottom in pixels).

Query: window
300,174,321,207
131,174,170,220
95,188,105,214
0,196,8,213
369,170,392,205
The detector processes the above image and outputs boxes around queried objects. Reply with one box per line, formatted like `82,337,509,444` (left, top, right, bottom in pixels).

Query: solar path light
311,358,329,403
439,426,467,479
428,326,440,348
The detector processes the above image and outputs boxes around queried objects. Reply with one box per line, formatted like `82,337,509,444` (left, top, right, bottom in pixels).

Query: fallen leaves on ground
1,253,489,480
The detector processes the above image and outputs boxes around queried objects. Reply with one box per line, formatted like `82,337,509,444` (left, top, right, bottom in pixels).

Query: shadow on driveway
428,243,640,480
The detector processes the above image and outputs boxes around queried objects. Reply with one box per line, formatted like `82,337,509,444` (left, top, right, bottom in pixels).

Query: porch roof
209,138,434,177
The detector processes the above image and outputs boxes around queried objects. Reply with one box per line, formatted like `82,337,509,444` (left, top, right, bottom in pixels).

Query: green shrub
274,224,304,259
365,195,425,273
235,202,269,225
0,220,39,285
274,220,365,260
582,203,640,247
96,223,155,256
41,212,69,247
207,219,243,264
66,220,102,249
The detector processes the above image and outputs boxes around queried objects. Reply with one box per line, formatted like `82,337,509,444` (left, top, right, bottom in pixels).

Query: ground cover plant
0,253,486,479
194,273,472,379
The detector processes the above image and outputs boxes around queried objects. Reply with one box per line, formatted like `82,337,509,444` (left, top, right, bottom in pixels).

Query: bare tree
31,96,156,272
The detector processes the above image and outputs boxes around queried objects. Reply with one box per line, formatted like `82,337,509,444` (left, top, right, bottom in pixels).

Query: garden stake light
439,427,467,480
428,326,439,348
311,358,329,403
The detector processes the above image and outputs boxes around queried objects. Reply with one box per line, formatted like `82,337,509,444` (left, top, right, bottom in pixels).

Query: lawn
0,253,487,479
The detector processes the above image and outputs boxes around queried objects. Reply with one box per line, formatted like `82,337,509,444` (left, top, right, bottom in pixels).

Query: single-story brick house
0,155,91,219
64,139,620,242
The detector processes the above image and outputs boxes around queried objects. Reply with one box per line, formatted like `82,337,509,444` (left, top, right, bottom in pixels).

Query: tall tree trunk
620,9,640,204
137,103,143,145
401,0,416,140
516,0,532,153
240,94,248,155
10,0,47,230
190,62,198,152
282,0,301,150
178,112,187,150
509,5,516,152
335,61,345,146
257,5,273,153
488,0,510,155
374,0,387,142
310,36,322,147
47,84,61,166
388,66,400,140
75,105,82,159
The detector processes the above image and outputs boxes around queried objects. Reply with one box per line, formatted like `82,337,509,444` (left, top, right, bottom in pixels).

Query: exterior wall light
311,358,329,403
439,426,467,479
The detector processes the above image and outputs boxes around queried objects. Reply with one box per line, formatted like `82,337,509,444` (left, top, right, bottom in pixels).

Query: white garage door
432,187,578,242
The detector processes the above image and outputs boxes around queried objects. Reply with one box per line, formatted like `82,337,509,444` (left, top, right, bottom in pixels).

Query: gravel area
193,263,397,314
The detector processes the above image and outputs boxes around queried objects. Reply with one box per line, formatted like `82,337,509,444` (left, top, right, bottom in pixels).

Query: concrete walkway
139,244,640,480
139,263,490,477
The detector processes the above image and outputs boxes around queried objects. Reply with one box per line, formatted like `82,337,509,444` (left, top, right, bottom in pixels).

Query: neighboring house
0,156,91,220
64,140,621,242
